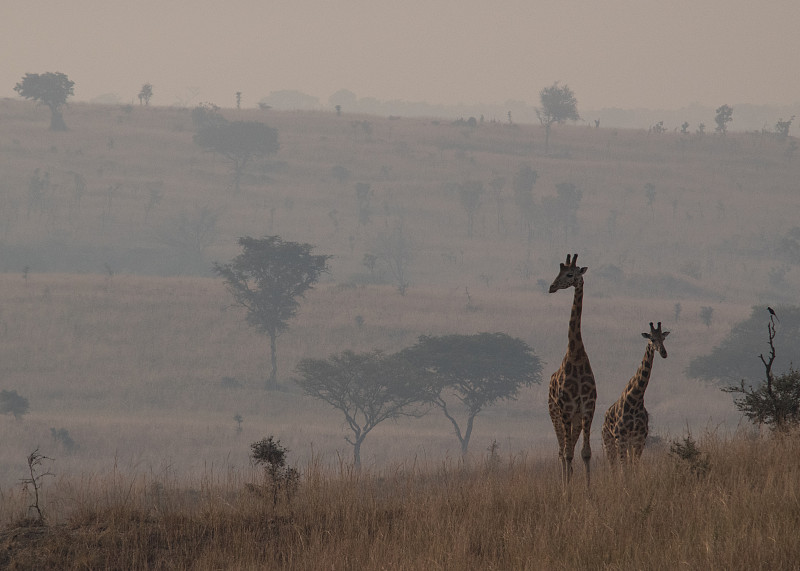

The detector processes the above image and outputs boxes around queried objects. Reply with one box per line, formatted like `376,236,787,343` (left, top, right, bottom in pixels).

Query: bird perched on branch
768,307,780,322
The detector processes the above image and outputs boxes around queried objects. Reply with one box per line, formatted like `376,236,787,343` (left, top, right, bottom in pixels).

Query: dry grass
1,430,798,569
0,100,797,566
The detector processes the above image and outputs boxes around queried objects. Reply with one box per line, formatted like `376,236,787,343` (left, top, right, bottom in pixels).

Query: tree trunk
233,161,243,193
439,400,467,455
353,438,362,467
49,107,67,131
266,332,278,390
461,413,476,456
544,123,551,154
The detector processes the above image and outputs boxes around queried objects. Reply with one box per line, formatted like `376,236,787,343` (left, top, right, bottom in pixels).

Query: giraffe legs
561,415,583,487
581,415,593,490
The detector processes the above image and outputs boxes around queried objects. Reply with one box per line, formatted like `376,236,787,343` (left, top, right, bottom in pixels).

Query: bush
0,390,30,420
721,312,800,431
723,368,800,430
50,428,78,454
669,433,710,477
249,436,299,506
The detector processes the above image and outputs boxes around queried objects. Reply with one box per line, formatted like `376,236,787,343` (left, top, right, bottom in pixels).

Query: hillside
0,99,798,485
2,99,799,301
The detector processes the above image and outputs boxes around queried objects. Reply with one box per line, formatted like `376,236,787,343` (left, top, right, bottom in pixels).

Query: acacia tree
14,72,75,131
194,120,279,192
213,236,331,389
536,82,579,153
714,104,733,134
0,389,30,420
295,350,431,466
401,333,542,456
775,116,794,140
138,83,153,105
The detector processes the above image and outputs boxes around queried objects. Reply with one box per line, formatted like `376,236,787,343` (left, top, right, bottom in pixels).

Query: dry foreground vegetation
0,99,799,567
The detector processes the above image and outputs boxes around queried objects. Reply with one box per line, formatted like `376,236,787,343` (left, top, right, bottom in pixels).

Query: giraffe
602,321,669,463
547,253,597,488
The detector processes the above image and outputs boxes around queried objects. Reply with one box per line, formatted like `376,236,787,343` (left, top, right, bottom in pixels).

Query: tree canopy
193,120,279,192
0,389,30,420
714,104,734,134
401,333,542,455
14,72,75,130
536,82,579,152
138,83,153,105
295,350,431,466
213,235,331,389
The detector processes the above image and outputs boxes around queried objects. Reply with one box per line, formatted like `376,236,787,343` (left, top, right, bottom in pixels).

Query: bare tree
371,224,413,294
458,180,484,238
722,310,800,430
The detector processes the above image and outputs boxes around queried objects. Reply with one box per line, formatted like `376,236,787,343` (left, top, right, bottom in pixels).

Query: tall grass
1,430,797,569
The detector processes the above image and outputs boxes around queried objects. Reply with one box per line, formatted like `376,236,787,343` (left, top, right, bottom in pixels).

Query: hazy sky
3,1,799,111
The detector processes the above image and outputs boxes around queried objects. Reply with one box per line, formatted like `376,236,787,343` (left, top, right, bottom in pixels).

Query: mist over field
3,4,800,564
0,95,798,491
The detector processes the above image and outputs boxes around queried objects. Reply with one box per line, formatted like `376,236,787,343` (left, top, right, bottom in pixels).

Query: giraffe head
642,321,670,358
548,253,587,293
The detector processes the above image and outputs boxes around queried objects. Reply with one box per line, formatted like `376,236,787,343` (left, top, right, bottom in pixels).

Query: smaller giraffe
602,321,670,463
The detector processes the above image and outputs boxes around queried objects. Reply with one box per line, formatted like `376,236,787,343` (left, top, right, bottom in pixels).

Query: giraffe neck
624,343,656,403
567,281,585,353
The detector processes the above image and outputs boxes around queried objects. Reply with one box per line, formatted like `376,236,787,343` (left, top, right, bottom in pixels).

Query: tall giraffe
602,321,669,463
547,254,597,488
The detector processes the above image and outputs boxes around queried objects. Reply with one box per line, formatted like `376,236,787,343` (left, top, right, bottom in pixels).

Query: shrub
669,433,710,477
721,313,800,431
50,428,78,454
0,390,30,420
249,436,299,506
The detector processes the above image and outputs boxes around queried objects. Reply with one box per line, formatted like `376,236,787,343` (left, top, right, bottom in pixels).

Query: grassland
1,431,799,569
0,99,798,567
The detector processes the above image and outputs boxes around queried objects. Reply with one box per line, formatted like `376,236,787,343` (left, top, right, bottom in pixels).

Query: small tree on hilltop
536,82,579,153
0,389,30,420
714,104,733,134
722,310,800,430
213,236,331,389
14,72,75,131
295,350,432,467
775,116,795,141
194,120,279,192
138,83,153,106
400,333,542,456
